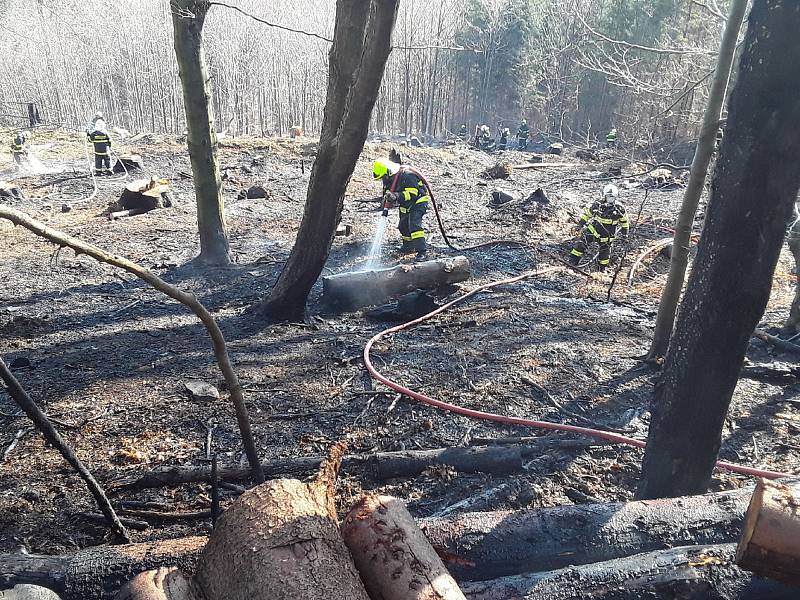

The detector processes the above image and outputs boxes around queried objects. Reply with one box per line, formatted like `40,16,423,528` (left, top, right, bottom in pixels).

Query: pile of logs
2,471,798,599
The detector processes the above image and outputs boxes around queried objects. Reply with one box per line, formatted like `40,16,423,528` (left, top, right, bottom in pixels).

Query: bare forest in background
0,0,733,148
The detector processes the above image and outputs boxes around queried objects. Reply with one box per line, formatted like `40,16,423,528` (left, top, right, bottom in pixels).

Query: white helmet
602,184,619,199
94,111,103,120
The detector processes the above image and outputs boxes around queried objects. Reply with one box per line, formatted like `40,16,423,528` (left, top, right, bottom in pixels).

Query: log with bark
343,495,466,600
192,444,369,600
8,482,800,598
422,482,780,580
114,567,194,600
322,256,471,310
112,445,524,490
459,544,797,600
736,478,800,585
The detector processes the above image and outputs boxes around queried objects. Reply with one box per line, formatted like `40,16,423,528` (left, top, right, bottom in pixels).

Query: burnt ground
0,128,798,555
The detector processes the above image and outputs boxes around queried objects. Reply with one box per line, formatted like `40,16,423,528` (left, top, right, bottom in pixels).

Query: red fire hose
362,265,792,481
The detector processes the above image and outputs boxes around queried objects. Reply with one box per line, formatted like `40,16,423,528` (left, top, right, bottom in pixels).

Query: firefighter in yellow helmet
569,184,629,271
373,157,430,258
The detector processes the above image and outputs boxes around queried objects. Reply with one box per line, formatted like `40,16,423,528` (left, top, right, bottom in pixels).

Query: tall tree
257,0,400,321
171,0,230,265
645,0,748,360
638,0,800,499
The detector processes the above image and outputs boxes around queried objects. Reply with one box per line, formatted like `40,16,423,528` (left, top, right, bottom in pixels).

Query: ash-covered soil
0,129,797,554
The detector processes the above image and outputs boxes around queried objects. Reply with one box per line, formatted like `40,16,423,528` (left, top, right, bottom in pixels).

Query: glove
383,191,401,207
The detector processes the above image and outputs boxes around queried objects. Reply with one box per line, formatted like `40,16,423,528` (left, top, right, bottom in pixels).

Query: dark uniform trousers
387,169,429,253
89,131,112,175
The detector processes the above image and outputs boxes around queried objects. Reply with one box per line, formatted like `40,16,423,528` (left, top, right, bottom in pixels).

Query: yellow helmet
373,158,400,180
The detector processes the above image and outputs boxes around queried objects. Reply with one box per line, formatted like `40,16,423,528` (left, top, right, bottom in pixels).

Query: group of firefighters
459,120,531,151
8,113,628,271
8,111,113,176
372,156,629,270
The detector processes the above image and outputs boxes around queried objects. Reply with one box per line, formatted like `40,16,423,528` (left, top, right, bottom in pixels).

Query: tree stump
735,478,800,585
117,179,173,213
114,568,195,600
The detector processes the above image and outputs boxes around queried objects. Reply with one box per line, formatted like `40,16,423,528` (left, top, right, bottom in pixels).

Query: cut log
192,444,369,600
342,495,466,600
112,155,144,174
459,544,798,600
114,568,195,600
322,256,471,309
112,444,523,490
422,481,799,581
117,179,172,213
736,478,800,585
0,586,62,600
6,481,800,599
0,537,206,600
335,224,352,237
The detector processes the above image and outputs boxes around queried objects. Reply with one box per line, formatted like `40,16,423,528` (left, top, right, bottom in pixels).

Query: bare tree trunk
257,0,400,321
786,204,800,330
638,0,800,499
171,0,230,265
646,0,748,360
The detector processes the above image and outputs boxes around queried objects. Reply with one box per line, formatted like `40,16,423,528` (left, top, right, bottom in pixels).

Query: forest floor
0,127,798,555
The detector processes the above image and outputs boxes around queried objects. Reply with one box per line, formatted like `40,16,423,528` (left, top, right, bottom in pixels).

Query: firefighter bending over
373,158,430,259
10,131,27,166
569,184,629,271
88,124,112,176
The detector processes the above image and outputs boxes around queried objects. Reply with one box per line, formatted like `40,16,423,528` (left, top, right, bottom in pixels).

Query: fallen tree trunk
7,481,800,598
736,478,800,585
322,256,471,309
423,481,798,581
342,495,466,600
113,445,524,490
459,544,798,600
0,537,207,600
112,155,144,174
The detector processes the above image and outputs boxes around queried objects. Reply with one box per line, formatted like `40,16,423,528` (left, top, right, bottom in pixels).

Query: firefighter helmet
602,184,619,199
373,158,400,180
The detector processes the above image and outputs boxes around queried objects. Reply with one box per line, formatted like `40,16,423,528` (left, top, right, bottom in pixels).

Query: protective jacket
570,200,629,268
10,135,25,155
384,168,430,253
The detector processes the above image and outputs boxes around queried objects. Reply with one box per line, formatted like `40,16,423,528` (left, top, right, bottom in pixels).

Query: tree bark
0,359,129,543
8,482,800,598
0,538,207,600
322,256,472,310
786,205,800,330
342,495,466,600
257,0,400,321
171,0,230,265
736,479,800,585
459,544,798,600
646,0,748,360
113,445,524,490
422,482,793,581
192,444,370,600
638,0,800,499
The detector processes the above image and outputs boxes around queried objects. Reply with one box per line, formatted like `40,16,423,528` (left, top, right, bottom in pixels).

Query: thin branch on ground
0,206,265,483
0,358,130,542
